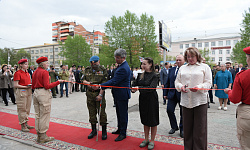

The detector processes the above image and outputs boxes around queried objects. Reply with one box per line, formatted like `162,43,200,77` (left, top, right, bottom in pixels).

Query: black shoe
66,96,69,98
211,102,215,104
163,101,166,105
113,104,116,107
53,96,57,98
13,102,16,105
112,130,120,134
5,104,8,106
227,102,230,105
168,128,179,134
88,124,97,139
115,134,126,142
180,131,184,138
102,125,107,140
208,104,210,108
60,96,63,98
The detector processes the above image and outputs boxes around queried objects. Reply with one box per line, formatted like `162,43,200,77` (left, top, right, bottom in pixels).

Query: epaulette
237,70,245,75
99,65,106,70
85,66,91,69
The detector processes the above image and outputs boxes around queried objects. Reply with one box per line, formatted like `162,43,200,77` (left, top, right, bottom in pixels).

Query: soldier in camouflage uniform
82,56,108,140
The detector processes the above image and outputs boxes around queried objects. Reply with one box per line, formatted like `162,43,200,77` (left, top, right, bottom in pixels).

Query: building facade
168,33,241,64
52,21,105,55
15,43,63,68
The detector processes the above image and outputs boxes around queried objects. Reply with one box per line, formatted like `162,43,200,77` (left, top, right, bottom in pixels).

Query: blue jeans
60,82,68,97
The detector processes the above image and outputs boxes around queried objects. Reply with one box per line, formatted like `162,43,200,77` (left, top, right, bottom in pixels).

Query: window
31,56,34,60
233,40,238,45
40,49,43,53
50,55,53,59
191,43,195,47
212,51,215,55
226,40,231,45
226,50,230,54
27,50,30,53
55,48,58,52
55,55,59,59
219,50,222,54
180,52,183,55
45,49,48,53
211,42,216,46
31,50,34,54
45,55,48,58
35,50,39,54
212,57,215,61
218,41,223,46
205,42,209,47
198,43,202,47
180,44,183,49
226,57,231,61
36,56,39,59
55,61,58,65
185,44,189,48
219,57,222,61
50,48,53,53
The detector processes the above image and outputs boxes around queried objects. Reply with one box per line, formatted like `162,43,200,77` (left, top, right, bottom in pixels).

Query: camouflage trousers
86,91,107,126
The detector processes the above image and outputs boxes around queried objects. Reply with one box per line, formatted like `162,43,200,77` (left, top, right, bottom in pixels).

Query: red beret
243,46,250,54
36,57,48,64
18,59,28,64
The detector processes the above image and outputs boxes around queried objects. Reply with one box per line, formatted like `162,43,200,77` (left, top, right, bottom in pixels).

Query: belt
88,89,100,93
242,102,250,105
35,87,44,89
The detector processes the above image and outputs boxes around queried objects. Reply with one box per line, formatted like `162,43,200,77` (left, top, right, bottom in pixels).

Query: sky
0,0,249,49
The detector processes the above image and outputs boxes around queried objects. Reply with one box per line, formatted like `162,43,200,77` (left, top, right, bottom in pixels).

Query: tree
199,48,211,62
104,10,159,68
231,8,250,64
98,44,116,66
10,49,31,65
59,35,92,67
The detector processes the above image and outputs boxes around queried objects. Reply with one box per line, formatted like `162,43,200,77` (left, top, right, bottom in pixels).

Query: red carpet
0,111,184,150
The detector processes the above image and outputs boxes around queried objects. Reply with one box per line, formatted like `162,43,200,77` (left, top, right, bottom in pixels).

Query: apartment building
52,21,106,54
168,33,241,64
15,43,63,68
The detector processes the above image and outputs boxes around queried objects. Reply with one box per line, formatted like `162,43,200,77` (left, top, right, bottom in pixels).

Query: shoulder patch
86,66,91,69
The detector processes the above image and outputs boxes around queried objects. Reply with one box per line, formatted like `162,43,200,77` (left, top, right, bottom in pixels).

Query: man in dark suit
236,63,245,74
96,48,131,142
160,62,169,105
75,66,81,92
108,65,114,80
226,62,236,105
28,65,35,79
163,55,185,138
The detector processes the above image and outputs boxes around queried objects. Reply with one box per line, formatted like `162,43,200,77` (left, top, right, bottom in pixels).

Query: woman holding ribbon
175,47,212,150
132,57,159,150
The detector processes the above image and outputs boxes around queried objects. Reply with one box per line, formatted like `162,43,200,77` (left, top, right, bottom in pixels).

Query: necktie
175,67,179,76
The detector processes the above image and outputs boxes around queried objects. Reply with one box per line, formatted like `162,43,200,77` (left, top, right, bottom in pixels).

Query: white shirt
175,62,212,108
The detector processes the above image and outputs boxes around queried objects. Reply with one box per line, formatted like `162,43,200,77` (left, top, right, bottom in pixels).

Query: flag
138,56,144,62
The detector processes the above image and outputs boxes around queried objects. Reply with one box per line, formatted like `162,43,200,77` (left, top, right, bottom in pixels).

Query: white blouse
175,62,212,108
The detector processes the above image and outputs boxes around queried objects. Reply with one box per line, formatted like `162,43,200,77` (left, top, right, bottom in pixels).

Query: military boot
25,122,35,129
36,132,41,142
21,123,30,132
88,124,97,139
38,132,55,143
102,125,107,140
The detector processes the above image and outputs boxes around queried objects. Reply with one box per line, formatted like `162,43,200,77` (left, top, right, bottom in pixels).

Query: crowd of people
0,46,250,150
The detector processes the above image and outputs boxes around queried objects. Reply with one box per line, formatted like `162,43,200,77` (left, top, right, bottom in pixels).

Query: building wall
168,34,241,64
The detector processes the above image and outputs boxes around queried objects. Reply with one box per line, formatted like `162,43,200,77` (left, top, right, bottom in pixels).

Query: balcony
60,26,69,30
60,29,69,33
61,37,67,40
52,35,58,38
60,33,69,37
52,28,58,31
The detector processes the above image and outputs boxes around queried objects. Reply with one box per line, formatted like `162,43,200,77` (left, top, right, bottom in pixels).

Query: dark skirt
139,90,159,127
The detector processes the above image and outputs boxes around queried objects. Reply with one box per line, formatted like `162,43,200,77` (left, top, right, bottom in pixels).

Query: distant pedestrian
59,65,69,98
160,62,169,105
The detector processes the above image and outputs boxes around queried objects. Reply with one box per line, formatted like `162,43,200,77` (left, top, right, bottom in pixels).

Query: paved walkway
0,88,240,149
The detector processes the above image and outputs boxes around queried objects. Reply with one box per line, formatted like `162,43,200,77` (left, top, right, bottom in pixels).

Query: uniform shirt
83,65,108,85
228,69,250,105
175,62,212,108
13,69,31,86
32,67,60,89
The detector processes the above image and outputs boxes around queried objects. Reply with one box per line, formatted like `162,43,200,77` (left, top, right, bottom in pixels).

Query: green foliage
199,48,211,62
98,44,116,66
231,8,250,65
104,10,159,68
0,48,30,66
59,35,92,68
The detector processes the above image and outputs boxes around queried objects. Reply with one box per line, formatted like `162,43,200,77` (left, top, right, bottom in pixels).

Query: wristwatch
99,94,103,97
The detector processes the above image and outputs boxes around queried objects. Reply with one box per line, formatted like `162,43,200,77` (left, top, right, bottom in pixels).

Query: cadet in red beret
32,57,64,143
14,59,34,132
224,46,250,149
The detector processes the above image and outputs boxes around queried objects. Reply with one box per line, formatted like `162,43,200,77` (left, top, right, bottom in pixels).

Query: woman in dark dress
132,57,159,150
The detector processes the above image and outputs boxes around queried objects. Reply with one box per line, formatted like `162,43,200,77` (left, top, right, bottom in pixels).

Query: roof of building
173,33,241,43
14,43,61,50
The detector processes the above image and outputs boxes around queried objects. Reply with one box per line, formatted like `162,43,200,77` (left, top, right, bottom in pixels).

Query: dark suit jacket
101,61,131,100
28,69,35,79
108,69,114,80
163,67,181,101
236,67,246,74
160,68,169,85
228,68,236,82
